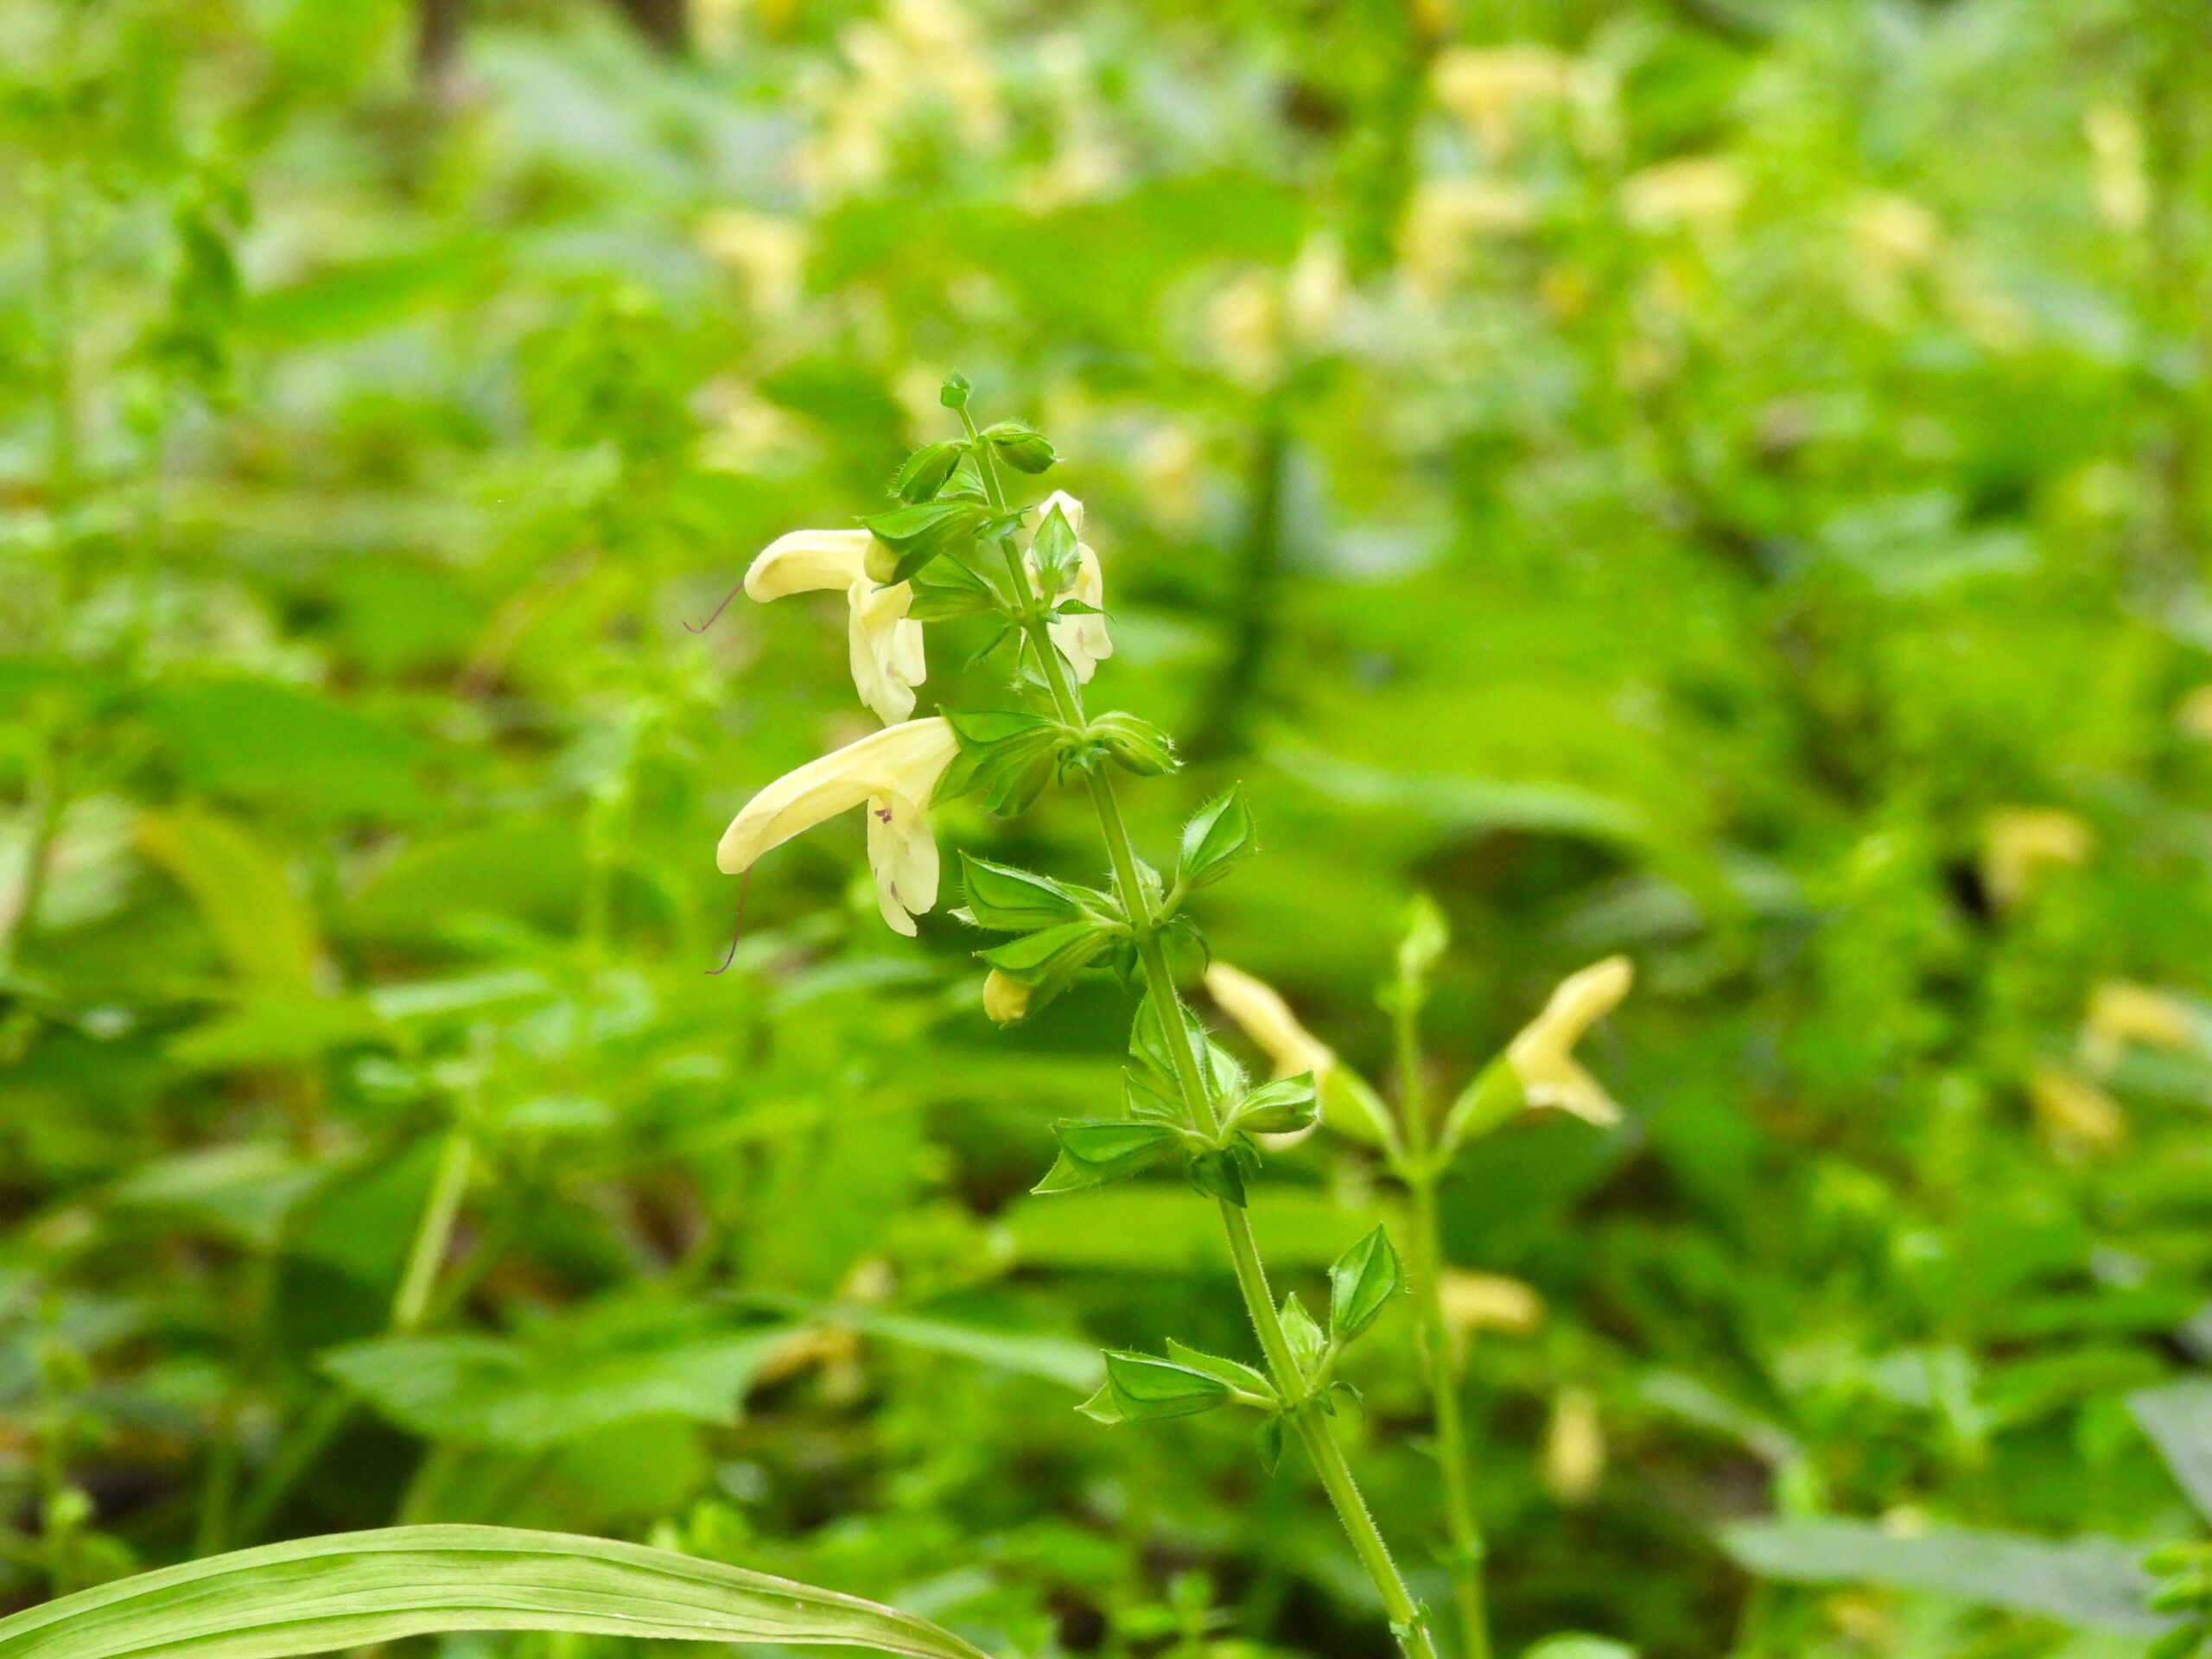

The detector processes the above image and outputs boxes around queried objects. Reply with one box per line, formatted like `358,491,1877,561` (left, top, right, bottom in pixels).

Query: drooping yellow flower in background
2082,982,2198,1072
1134,423,1204,534
1205,961,1337,1080
2085,105,2152,234
697,209,808,316
1543,1387,1605,1503
799,0,1005,196
1980,807,2093,909
745,530,925,724
1026,491,1112,683
1205,961,1394,1146
1620,157,1744,238
1506,957,1634,1124
2027,1063,2128,1160
716,717,960,936
1438,1269,1544,1363
1400,177,1536,300
2178,685,2212,740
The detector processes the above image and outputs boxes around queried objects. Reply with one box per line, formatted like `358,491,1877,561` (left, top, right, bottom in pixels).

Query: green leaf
959,855,1088,931
1279,1293,1328,1381
1130,995,1209,1087
1228,1074,1319,1135
1178,785,1258,890
893,439,967,502
1165,1338,1275,1401
1256,1414,1286,1474
982,420,1057,474
1102,1351,1232,1421
978,921,1114,983
1076,1381,1124,1424
1187,1146,1248,1206
2131,1380,2212,1524
861,499,990,582
1031,501,1080,594
1328,1225,1403,1344
0,1524,994,1659
1719,1518,2165,1635
1033,1120,1183,1192
938,708,1064,815
136,809,321,992
906,556,1000,620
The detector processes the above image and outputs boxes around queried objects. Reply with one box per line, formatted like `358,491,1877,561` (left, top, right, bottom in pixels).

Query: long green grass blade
0,1524,996,1659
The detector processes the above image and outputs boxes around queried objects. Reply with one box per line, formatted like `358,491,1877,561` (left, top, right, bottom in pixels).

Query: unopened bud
983,969,1031,1027
938,372,971,410
984,421,1058,474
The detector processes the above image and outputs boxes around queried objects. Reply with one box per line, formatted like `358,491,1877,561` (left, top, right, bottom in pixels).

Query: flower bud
983,969,1031,1027
984,421,1058,474
863,537,900,584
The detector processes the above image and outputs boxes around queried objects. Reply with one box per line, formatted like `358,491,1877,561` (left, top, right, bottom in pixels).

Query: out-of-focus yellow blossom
697,209,808,316
696,380,811,474
1017,33,1125,211
1287,235,1349,342
1507,956,1634,1124
2028,1063,2128,1159
1543,1387,1605,1503
716,717,959,936
2085,105,2152,234
1940,261,2034,353
1621,157,1744,238
2082,982,2197,1072
1400,177,1536,300
1848,194,1942,321
800,0,1004,195
1205,238,1346,391
1432,45,1611,156
1980,807,2093,909
1134,423,1205,534
2177,685,2212,740
982,969,1031,1027
1438,1269,1544,1347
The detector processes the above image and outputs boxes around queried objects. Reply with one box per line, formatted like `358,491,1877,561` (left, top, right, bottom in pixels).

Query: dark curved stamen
683,579,747,634
705,869,751,976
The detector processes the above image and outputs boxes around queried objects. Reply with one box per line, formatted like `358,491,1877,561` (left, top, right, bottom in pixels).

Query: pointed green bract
1329,1225,1404,1344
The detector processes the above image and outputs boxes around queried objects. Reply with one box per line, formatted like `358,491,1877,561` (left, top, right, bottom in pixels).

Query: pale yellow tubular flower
1980,807,2093,909
1506,956,1634,1124
1543,1387,1605,1503
716,717,960,937
1438,1269,1544,1366
2082,981,2198,1072
1205,961,1394,1147
1028,491,1113,683
1205,961,1336,1080
2028,1063,2128,1160
746,529,925,725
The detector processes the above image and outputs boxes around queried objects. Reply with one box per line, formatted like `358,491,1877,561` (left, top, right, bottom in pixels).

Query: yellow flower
1400,177,1536,299
697,209,807,316
2028,1063,2128,1159
716,718,959,937
1430,45,1580,155
1620,157,1744,237
1980,807,2093,909
1438,1269,1544,1352
982,969,1031,1027
1543,1387,1605,1503
746,530,926,724
2082,982,2197,1071
1506,957,1634,1124
2179,685,2212,740
1205,961,1394,1146
1027,492,1113,684
2085,105,2152,234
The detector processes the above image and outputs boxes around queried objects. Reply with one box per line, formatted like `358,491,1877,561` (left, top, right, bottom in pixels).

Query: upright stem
1393,998,1491,1659
967,422,1435,1659
395,1128,474,1334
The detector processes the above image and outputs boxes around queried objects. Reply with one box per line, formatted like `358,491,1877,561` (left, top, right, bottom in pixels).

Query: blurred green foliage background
5,1,2212,1656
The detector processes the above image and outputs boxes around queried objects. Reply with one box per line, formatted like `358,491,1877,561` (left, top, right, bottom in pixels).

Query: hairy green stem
967,422,1435,1659
1391,994,1490,1659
